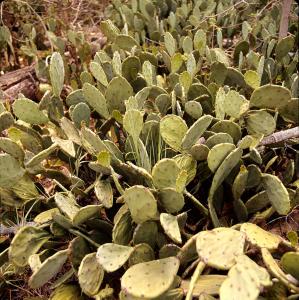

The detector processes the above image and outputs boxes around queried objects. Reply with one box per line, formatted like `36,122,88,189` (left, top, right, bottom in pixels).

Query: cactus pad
78,252,104,296
160,115,188,151
181,115,213,150
196,228,245,270
96,243,133,272
128,243,155,266
281,252,299,280
262,173,291,215
246,110,276,136
159,188,185,213
0,137,25,160
250,84,291,109
152,158,181,190
13,98,48,124
220,255,271,300
49,52,65,97
49,284,84,300
29,249,69,288
133,221,158,249
123,109,143,141
207,143,236,172
124,185,158,224
240,223,282,250
106,76,133,113
160,213,182,244
0,153,25,188
121,257,180,298
83,83,109,119
9,226,49,267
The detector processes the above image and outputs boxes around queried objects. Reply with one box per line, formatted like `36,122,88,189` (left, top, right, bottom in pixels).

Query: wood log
0,64,38,102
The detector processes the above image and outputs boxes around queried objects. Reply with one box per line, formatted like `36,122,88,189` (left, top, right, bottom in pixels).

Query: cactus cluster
0,0,298,299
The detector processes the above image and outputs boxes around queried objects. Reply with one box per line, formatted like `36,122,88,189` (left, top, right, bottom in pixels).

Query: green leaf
49,52,65,97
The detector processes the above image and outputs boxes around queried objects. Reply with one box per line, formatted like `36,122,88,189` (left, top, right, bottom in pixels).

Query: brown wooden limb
0,64,38,102
279,0,292,40
260,126,299,146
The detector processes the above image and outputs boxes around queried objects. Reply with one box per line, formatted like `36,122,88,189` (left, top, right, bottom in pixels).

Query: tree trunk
279,0,292,40
0,64,38,102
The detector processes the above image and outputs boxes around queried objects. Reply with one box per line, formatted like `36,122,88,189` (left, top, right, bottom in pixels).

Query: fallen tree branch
279,0,292,40
259,126,299,146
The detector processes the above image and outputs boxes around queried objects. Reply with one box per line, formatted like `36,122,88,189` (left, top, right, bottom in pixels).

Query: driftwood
0,64,38,102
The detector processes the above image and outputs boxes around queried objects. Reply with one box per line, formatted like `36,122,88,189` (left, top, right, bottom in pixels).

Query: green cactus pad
173,154,197,185
190,144,209,161
240,223,282,250
124,185,158,224
196,227,245,270
121,257,180,298
0,111,15,131
90,61,109,86
206,133,234,149
152,158,181,190
65,89,85,107
115,34,138,51
129,243,155,266
275,36,295,61
164,32,177,56
70,102,91,128
83,83,109,119
54,193,80,220
245,191,269,213
207,143,236,173
133,221,158,249
244,70,260,90
73,205,102,225
261,248,299,293
0,153,25,188
278,99,299,124
94,179,113,208
52,136,76,158
78,252,104,296
208,148,243,226
113,209,134,245
210,120,242,143
50,285,84,300
34,208,60,224
25,143,58,169
246,110,276,136
0,137,24,160
13,98,49,124
60,117,81,145
220,255,271,300
69,237,91,272
29,249,69,288
122,56,141,82
262,173,290,215
181,115,213,150
281,252,299,280
160,115,188,151
232,166,248,200
100,20,120,41
159,244,181,258
49,52,65,97
106,76,134,113
160,213,182,244
123,109,143,141
223,90,248,118
249,84,291,109
184,101,203,119
9,226,49,267
96,243,134,272
159,188,185,213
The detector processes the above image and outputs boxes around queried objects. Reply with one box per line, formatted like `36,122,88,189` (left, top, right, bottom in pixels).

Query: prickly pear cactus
96,243,133,272
121,257,180,298
196,228,245,270
78,252,104,296
220,255,272,300
240,223,282,250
